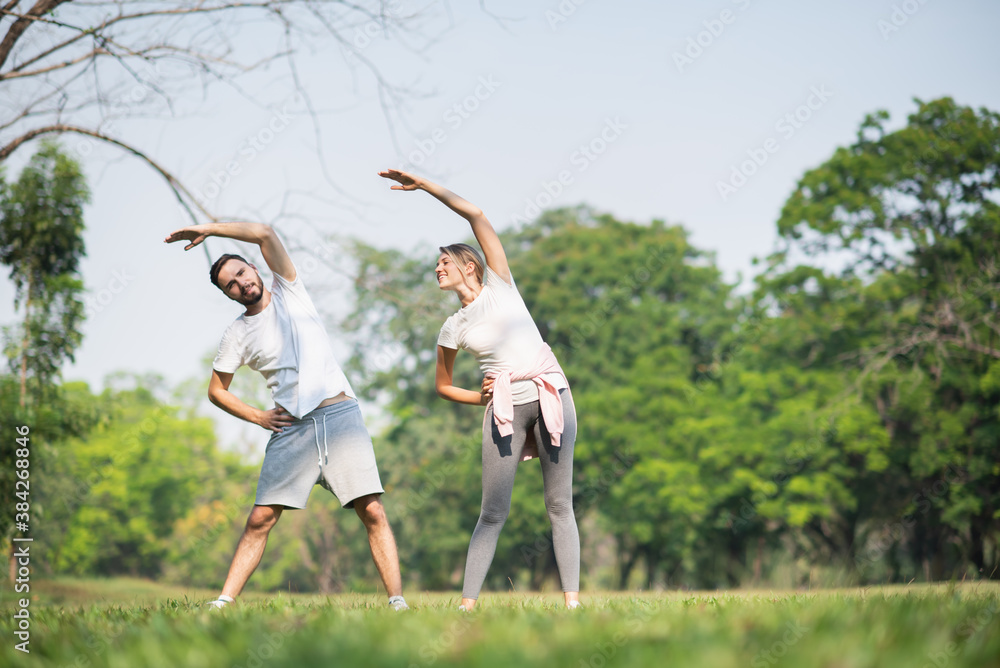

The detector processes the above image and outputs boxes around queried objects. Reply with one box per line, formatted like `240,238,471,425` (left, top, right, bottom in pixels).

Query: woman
379,169,581,610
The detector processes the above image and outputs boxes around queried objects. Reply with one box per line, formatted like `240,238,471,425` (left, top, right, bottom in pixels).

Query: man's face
216,259,264,306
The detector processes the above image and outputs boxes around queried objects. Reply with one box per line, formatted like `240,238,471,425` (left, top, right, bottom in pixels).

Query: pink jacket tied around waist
487,343,567,461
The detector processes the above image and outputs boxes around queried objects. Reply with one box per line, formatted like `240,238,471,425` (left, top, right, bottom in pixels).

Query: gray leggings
462,388,580,599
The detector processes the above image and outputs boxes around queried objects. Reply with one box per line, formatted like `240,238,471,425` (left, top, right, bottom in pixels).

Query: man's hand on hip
257,406,295,432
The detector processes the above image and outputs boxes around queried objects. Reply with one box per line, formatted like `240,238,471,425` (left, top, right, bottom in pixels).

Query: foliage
0,139,89,406
0,140,91,548
11,98,1000,593
43,381,231,578
335,98,1000,589
757,97,1000,581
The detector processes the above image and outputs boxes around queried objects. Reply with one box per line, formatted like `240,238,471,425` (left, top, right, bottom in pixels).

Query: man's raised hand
164,226,209,251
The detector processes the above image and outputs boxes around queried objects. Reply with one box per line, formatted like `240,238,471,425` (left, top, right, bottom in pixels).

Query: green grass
2,579,999,667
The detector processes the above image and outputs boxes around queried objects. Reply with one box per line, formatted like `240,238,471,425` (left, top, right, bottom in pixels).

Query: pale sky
2,0,999,443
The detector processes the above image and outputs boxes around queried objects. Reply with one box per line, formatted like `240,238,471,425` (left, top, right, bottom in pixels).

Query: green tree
0,140,90,579
507,208,736,588
48,378,234,578
342,207,739,590
0,140,89,408
338,98,1000,589
762,97,1000,581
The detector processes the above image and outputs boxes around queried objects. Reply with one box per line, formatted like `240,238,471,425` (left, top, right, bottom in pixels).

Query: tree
0,140,88,408
0,0,450,223
507,208,736,588
763,97,1000,581
341,207,740,590
49,378,229,578
0,140,91,581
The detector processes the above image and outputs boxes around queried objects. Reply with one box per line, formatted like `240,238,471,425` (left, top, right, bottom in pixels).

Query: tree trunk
753,536,764,586
532,545,559,592
726,534,744,587
970,515,985,576
617,537,639,589
19,289,31,408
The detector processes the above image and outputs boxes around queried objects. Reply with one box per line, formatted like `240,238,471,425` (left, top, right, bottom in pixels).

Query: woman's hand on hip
480,377,494,405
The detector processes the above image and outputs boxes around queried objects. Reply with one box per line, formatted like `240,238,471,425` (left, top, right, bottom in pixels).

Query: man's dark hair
210,254,250,290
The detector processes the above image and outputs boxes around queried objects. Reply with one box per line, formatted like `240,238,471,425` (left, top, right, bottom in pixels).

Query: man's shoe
206,594,234,610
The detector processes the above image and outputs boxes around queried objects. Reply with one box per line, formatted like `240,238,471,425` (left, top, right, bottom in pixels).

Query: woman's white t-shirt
437,266,566,405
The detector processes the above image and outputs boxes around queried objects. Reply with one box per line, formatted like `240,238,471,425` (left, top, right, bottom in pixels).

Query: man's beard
238,276,264,305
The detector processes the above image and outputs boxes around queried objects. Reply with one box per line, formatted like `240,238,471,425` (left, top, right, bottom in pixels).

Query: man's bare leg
219,504,283,600
353,494,403,598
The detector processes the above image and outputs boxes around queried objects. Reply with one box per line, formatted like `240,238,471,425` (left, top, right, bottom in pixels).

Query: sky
2,0,999,443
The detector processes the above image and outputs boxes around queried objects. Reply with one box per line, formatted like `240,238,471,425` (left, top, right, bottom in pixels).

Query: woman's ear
466,262,477,276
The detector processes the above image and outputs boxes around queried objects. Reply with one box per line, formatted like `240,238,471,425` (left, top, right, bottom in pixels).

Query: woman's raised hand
378,169,423,191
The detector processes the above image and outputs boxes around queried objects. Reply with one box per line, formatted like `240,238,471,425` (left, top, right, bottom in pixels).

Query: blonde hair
440,243,484,286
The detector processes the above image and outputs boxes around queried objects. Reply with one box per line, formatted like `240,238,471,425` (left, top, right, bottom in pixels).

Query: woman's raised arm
379,169,511,283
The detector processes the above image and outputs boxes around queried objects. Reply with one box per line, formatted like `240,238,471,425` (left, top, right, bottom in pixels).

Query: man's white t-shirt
213,269,354,418
437,266,566,406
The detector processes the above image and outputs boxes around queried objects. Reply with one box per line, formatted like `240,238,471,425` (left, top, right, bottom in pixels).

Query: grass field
2,579,999,667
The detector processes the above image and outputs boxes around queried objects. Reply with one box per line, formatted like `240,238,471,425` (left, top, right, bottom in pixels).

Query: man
164,221,408,610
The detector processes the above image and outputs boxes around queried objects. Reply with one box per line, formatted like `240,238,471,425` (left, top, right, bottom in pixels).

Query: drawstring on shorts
311,414,329,467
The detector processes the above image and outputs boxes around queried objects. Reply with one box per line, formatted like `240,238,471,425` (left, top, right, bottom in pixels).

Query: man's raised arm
164,222,296,281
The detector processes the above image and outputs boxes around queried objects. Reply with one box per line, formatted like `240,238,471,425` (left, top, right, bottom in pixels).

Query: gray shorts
255,399,384,509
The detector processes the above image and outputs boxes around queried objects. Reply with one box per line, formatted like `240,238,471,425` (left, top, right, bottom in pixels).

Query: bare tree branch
0,122,213,224
0,0,72,70
0,0,452,234
0,45,107,80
